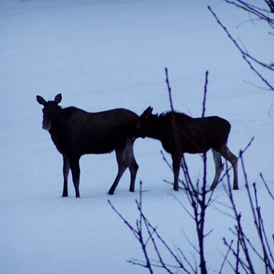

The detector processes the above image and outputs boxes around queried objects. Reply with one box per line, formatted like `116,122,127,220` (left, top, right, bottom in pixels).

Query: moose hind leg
210,149,223,190
172,154,181,191
108,147,128,195
69,156,81,198
126,143,139,193
62,155,70,197
220,146,238,190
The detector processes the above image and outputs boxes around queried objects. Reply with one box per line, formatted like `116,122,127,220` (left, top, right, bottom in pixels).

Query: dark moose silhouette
134,106,238,191
36,94,139,197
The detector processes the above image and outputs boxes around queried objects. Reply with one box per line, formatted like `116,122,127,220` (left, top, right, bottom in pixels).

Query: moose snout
42,120,51,131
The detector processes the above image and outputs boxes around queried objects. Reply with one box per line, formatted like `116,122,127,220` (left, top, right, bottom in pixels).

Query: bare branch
218,240,234,274
165,67,175,112
208,6,274,91
202,70,209,118
260,173,274,200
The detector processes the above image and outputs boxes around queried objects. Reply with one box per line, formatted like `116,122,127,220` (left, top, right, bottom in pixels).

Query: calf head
134,106,153,138
36,94,62,131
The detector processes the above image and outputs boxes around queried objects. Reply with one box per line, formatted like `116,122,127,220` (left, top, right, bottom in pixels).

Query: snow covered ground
1,0,274,273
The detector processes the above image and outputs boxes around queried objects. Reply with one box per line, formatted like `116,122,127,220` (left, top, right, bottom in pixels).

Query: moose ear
54,93,62,104
36,95,47,106
141,106,153,118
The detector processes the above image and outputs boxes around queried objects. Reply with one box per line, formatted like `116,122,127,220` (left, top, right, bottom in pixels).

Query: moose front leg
62,155,70,197
69,156,81,198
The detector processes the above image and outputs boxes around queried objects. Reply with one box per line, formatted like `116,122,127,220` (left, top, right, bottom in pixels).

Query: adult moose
134,106,238,191
36,93,139,198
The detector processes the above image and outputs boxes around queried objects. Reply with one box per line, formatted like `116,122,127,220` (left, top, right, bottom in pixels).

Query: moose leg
220,146,238,190
210,149,223,190
172,154,181,191
108,147,128,195
69,156,81,198
62,155,70,197
126,142,139,193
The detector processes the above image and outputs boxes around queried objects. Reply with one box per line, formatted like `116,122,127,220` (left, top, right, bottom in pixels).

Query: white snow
0,0,274,273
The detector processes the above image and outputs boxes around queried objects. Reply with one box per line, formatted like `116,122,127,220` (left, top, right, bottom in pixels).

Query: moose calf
133,106,238,191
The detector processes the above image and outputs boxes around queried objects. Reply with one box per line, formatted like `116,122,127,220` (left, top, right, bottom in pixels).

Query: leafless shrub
221,153,274,274
109,69,273,273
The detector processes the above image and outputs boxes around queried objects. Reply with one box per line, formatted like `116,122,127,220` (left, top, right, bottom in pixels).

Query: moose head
36,94,62,131
135,106,153,138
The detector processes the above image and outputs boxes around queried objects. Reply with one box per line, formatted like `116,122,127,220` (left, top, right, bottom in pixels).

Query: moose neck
48,108,64,134
146,115,167,141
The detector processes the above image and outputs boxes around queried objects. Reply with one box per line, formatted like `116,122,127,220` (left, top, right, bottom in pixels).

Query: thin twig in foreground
208,6,274,91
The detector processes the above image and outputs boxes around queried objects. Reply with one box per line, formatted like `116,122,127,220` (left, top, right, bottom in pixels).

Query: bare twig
260,173,274,200
165,67,175,112
222,150,274,273
202,71,209,118
224,0,274,26
219,240,234,274
108,182,154,274
208,6,274,91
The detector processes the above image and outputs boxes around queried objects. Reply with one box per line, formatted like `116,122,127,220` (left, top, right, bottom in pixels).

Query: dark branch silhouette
208,6,274,91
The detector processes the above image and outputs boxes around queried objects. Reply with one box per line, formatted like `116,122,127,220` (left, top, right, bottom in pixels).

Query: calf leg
220,146,238,190
69,156,81,198
126,142,139,193
172,154,181,191
62,155,70,197
108,147,128,195
210,149,223,190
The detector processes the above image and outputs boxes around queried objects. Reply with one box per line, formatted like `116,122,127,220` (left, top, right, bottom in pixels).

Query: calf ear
141,106,153,118
36,95,47,106
54,93,62,104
